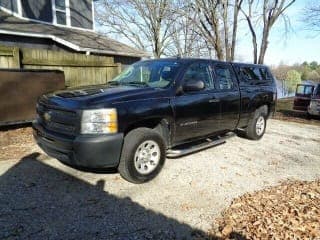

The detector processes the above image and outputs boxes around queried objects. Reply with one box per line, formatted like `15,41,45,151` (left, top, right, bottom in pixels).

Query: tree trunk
231,0,238,61
252,35,258,64
213,16,224,60
231,0,243,61
223,0,230,61
258,29,270,64
244,15,258,64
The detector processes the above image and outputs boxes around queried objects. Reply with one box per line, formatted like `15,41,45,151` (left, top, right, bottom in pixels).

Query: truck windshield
110,61,181,88
296,85,314,96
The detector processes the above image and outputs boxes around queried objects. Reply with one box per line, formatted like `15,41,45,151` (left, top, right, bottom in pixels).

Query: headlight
81,108,118,134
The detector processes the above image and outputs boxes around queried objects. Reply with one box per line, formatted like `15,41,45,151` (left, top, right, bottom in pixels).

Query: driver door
173,61,221,144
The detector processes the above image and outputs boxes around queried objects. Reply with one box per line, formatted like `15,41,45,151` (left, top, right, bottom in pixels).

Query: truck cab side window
183,63,214,89
214,66,234,90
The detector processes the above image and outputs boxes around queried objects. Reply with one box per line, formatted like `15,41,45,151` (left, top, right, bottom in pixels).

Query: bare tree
190,0,225,60
240,0,295,64
95,0,174,58
259,0,295,63
231,0,244,60
165,0,207,57
222,0,231,60
165,18,205,57
95,0,294,63
183,0,243,61
222,0,244,61
304,2,320,32
239,0,258,63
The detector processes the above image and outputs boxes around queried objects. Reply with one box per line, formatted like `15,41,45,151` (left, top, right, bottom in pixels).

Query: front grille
36,102,79,136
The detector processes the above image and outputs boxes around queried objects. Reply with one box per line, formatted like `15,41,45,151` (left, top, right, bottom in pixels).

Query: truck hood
43,85,169,109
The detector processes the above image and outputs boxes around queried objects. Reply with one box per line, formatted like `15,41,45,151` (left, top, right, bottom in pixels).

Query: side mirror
183,80,205,92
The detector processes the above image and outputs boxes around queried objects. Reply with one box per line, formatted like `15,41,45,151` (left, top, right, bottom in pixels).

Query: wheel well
258,104,269,115
258,104,273,119
124,118,171,148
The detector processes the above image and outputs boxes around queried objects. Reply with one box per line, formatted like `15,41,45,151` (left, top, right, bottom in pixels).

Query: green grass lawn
276,97,294,111
275,97,305,120
274,97,320,125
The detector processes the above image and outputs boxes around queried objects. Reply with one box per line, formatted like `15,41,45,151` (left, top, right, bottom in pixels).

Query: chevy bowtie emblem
44,112,51,121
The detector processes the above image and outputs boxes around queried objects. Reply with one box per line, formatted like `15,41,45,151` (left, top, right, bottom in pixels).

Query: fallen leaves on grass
210,180,320,239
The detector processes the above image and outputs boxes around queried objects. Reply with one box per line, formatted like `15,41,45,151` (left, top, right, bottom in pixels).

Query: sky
235,0,320,65
95,0,320,66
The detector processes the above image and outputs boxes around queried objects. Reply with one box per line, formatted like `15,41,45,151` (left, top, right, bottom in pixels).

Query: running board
166,132,235,158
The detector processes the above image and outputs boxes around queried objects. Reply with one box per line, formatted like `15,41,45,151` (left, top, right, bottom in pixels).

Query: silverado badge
44,112,51,122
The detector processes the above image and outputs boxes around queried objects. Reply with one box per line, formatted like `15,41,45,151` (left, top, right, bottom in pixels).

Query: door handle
209,99,220,103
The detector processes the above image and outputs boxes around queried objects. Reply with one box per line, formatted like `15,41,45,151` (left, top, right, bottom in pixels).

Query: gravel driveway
0,119,319,239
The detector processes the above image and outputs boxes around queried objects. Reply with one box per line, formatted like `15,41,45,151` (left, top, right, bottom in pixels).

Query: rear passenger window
214,66,234,90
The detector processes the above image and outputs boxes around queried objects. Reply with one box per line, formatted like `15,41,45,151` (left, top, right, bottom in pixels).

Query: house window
53,0,70,26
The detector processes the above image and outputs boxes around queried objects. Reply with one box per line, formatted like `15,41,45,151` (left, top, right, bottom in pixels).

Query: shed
0,0,148,87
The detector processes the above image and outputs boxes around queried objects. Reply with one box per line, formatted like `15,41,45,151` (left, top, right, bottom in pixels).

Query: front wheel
306,112,312,120
118,128,166,183
244,107,267,140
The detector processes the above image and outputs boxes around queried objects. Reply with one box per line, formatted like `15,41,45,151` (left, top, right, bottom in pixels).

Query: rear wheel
244,106,267,140
118,128,166,183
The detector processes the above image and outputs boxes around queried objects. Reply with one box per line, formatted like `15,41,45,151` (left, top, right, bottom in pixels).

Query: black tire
118,127,166,183
306,112,312,120
244,106,268,140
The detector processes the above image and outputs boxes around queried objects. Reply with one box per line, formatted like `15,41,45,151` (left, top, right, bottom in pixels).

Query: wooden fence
0,46,121,87
0,45,20,68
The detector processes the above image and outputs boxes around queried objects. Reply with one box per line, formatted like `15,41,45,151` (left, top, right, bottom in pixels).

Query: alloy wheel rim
256,116,265,136
134,140,161,175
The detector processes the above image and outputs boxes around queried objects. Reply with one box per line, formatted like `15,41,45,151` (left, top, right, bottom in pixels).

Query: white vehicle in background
308,83,320,117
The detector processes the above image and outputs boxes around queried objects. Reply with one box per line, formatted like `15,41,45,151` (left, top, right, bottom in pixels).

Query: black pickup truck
33,58,277,183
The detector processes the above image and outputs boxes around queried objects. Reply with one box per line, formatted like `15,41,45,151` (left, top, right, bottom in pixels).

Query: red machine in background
308,83,320,117
293,83,315,112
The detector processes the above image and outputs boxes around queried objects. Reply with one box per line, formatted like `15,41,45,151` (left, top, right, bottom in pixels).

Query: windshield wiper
108,81,120,86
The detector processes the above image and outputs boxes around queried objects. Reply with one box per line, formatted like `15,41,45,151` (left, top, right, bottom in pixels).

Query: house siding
2,1,95,30
0,0,18,13
22,0,53,23
70,0,93,30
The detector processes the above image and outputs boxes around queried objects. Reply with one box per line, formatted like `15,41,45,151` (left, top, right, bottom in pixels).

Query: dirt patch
210,180,320,239
0,125,42,161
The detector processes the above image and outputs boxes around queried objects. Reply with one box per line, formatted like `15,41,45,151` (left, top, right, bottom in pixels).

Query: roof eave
0,29,149,58
82,48,150,58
